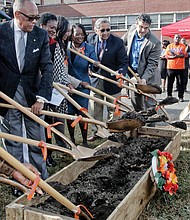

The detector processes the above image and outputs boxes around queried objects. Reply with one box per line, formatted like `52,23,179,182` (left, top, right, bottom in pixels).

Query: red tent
161,16,190,39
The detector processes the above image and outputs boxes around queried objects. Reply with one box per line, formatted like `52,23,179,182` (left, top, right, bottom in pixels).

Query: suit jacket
122,25,161,86
88,34,128,95
0,20,53,116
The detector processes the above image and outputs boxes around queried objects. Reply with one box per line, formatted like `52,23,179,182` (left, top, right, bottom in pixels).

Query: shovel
128,66,162,94
53,83,145,133
0,147,93,220
146,114,187,130
0,132,112,161
68,47,162,94
179,102,190,120
0,91,109,161
0,103,142,134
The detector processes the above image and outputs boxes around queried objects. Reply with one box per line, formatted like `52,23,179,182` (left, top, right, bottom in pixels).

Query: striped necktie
98,40,105,61
17,30,26,72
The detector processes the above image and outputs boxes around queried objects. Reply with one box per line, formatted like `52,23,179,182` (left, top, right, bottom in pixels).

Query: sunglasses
19,11,40,22
99,28,110,33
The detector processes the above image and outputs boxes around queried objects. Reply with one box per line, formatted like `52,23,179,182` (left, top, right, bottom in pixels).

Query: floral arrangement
151,149,178,195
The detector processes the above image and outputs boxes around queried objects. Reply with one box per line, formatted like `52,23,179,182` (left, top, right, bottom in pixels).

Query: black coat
88,33,128,95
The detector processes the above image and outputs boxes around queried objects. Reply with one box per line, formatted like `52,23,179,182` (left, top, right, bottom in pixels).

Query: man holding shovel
0,0,53,180
88,18,128,141
122,13,161,112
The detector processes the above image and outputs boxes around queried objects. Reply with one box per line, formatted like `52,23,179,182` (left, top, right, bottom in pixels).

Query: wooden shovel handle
0,103,106,127
128,66,140,82
68,47,134,85
85,84,133,111
0,91,79,152
57,83,128,113
0,132,77,159
0,147,91,219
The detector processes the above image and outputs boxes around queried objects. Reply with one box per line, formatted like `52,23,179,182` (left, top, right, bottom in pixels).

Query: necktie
17,30,26,72
98,40,105,61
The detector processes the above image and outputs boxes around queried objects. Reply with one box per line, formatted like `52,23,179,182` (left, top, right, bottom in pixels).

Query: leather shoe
179,98,184,102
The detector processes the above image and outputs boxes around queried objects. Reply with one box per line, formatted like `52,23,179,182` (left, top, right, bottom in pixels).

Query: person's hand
93,61,100,68
67,83,74,95
31,101,44,115
138,78,146,85
80,81,90,88
12,163,43,195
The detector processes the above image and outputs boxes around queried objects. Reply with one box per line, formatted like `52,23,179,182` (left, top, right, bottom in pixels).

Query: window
68,18,80,26
150,14,158,29
127,15,137,29
81,17,92,31
160,14,174,27
110,16,125,30
176,13,190,22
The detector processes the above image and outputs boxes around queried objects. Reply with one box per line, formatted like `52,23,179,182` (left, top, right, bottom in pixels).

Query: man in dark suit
87,18,128,141
0,0,53,179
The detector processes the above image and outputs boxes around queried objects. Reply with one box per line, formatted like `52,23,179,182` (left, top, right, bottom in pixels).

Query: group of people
1,0,187,194
159,35,190,102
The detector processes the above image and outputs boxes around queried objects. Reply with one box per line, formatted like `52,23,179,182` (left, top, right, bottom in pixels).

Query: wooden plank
24,207,75,220
6,203,24,220
6,128,181,220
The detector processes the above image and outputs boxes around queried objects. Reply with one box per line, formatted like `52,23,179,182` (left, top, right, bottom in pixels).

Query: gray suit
122,25,161,111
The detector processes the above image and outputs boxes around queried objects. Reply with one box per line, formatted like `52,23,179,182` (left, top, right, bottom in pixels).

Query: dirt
34,134,171,220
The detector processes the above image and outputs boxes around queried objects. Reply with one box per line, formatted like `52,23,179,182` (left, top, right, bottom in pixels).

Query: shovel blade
179,102,190,121
136,84,162,94
77,153,113,162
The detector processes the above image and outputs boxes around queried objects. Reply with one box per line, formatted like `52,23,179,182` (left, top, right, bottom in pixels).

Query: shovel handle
0,132,78,159
128,66,140,82
0,147,84,217
68,47,134,85
0,91,79,152
85,84,133,111
0,103,106,128
57,83,128,113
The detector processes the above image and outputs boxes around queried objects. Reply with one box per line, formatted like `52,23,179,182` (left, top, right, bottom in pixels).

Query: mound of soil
35,135,171,220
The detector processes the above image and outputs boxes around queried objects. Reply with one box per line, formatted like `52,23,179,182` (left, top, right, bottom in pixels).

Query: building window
150,14,158,29
81,17,92,31
127,15,137,29
110,16,125,30
68,17,80,26
160,14,174,27
176,13,190,21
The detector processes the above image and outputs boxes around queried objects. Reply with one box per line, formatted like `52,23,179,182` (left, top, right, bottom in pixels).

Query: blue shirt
130,32,144,71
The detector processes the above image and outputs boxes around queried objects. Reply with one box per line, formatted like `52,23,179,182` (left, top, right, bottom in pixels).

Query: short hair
70,23,88,42
136,13,152,25
13,0,34,13
37,12,57,26
94,18,110,30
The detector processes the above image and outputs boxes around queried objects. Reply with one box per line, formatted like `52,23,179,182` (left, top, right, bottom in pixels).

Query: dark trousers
167,69,185,99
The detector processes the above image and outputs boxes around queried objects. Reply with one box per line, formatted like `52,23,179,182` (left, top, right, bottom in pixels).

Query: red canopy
161,16,190,39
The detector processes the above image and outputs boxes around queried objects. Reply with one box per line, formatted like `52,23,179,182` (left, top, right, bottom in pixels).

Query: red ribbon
46,122,64,139
38,140,47,161
74,204,94,219
71,115,82,128
27,175,40,201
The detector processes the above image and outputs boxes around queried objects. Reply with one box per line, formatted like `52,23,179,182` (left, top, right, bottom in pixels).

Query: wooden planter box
6,127,181,220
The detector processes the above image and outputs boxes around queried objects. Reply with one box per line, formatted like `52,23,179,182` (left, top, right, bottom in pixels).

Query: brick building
37,0,190,39
1,0,190,39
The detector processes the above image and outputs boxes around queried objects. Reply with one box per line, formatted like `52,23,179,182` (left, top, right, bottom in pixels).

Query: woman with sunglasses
67,24,99,147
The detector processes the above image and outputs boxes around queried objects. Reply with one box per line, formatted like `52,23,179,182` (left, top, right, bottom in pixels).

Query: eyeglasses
99,28,110,33
19,11,40,22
